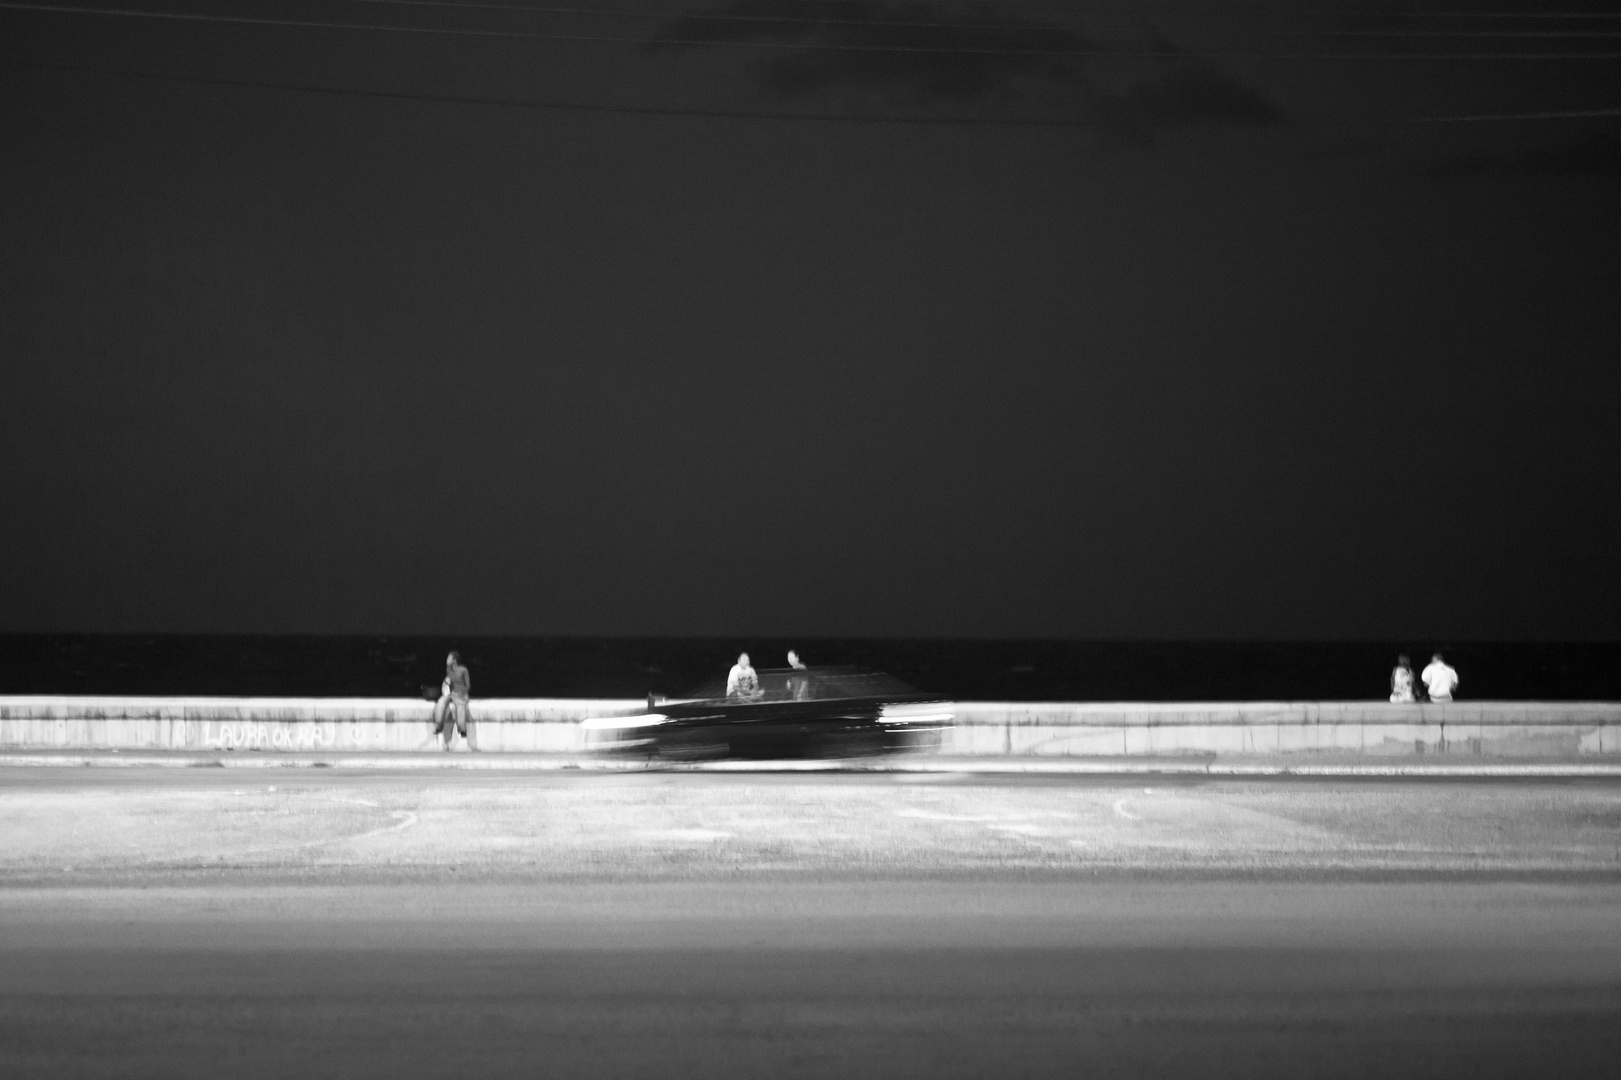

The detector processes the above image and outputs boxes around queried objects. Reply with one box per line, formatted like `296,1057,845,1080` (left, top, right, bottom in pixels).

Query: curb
3,754,1621,777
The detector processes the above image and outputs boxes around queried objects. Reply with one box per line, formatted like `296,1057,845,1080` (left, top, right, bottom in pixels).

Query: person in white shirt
1421,652,1459,702
726,652,762,701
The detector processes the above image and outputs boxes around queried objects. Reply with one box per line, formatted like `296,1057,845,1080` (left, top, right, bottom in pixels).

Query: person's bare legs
453,700,470,751
433,696,453,750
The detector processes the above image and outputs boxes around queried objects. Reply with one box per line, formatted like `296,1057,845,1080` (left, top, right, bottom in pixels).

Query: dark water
2,635,1618,701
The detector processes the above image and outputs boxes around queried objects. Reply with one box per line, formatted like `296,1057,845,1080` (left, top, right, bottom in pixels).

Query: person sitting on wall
433,650,472,748
726,652,763,702
1421,652,1459,703
786,649,813,701
1390,654,1416,703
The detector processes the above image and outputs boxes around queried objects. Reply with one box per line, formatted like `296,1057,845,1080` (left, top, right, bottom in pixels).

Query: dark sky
3,1,1619,640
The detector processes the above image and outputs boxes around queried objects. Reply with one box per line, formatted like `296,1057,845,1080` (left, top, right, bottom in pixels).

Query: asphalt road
3,770,1620,1079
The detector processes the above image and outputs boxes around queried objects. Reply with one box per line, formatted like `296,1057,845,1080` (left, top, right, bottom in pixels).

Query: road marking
896,810,1005,821
634,828,732,842
987,823,1049,836
146,797,417,865
347,810,417,842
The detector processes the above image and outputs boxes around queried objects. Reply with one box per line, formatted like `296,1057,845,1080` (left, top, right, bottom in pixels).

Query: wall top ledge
0,696,1616,726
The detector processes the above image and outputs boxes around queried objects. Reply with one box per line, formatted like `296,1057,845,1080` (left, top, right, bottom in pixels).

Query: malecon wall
0,697,640,753
1,696,1618,757
944,701,1621,757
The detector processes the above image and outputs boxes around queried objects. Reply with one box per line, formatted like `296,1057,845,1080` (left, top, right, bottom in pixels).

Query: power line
329,0,1621,37
6,2,1621,57
1316,10,1621,16
1410,105,1621,121
12,58,1621,126
334,0,1106,32
318,1,1621,20
6,59,1167,123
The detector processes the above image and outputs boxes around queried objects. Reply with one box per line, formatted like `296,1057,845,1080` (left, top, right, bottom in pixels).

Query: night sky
3,1,1619,640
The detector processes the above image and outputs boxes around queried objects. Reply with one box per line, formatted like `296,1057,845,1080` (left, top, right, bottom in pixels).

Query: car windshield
678,666,920,703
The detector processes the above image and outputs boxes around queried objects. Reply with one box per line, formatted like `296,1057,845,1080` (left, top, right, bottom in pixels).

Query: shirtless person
786,649,812,701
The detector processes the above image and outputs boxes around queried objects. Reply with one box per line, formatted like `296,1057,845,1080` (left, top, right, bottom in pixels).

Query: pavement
3,768,1620,1078
4,748,1621,775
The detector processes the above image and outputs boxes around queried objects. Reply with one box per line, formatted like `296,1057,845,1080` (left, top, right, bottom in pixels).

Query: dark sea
1,636,1618,702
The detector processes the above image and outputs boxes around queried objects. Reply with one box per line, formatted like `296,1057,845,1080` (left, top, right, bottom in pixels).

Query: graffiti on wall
205,722,370,751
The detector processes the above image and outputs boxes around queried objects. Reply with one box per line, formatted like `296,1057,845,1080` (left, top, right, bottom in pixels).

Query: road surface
2,769,1619,1078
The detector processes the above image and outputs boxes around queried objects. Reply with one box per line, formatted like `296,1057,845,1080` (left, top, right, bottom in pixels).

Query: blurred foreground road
3,769,1620,1079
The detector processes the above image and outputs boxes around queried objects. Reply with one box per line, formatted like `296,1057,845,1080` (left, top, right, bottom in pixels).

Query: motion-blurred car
584,666,953,760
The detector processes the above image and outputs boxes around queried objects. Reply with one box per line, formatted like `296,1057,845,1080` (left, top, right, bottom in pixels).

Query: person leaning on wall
433,650,473,749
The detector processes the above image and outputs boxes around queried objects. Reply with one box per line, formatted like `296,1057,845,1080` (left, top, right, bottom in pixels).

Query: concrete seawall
946,701,1621,757
1,697,1618,757
0,697,642,753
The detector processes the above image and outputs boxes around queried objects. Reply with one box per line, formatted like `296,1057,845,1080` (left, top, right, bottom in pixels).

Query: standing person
786,649,812,701
726,652,762,702
1389,655,1416,703
1421,652,1460,703
433,650,472,748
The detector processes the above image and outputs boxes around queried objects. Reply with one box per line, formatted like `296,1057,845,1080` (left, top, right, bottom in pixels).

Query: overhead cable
328,0,1621,37
6,2,1621,57
13,58,1621,126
